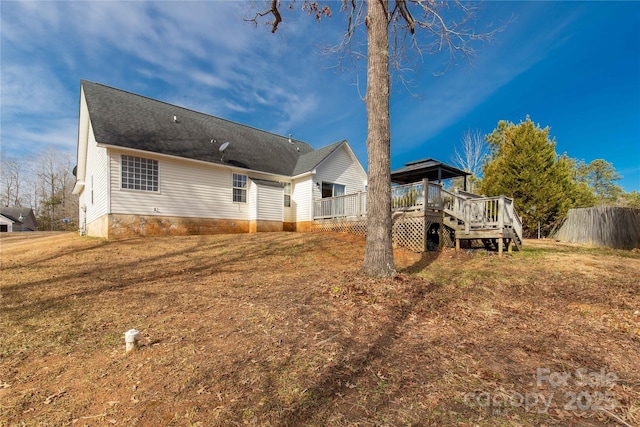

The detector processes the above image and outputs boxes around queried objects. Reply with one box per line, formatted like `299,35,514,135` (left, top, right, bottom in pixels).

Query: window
283,183,291,207
121,155,158,192
321,182,345,198
233,173,247,203
321,182,346,216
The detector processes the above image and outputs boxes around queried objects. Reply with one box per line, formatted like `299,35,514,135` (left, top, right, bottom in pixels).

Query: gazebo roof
390,158,470,184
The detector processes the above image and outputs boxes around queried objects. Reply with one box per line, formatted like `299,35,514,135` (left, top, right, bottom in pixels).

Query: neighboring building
73,81,367,238
0,208,38,232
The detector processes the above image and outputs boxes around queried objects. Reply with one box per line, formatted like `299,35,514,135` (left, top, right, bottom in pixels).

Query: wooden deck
313,180,523,256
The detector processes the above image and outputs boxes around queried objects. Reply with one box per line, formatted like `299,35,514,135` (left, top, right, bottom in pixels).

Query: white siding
82,123,110,224
255,184,284,221
314,145,367,198
0,216,15,232
108,150,292,221
110,151,252,219
248,180,258,220
283,183,293,223
82,138,364,226
292,177,313,222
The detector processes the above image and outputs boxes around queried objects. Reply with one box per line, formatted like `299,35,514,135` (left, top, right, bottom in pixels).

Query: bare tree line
1,146,77,231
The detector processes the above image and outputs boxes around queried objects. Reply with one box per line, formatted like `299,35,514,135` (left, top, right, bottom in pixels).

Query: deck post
498,196,505,232
423,211,428,252
356,192,361,217
422,178,429,208
456,238,460,252
498,237,504,258
508,239,513,254
464,201,470,234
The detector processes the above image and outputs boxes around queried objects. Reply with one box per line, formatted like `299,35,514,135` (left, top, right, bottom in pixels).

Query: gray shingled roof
82,80,343,176
0,207,38,231
292,140,345,176
249,178,285,188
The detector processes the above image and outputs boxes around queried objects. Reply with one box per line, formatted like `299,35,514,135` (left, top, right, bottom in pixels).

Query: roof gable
81,81,319,176
292,140,346,176
0,207,38,230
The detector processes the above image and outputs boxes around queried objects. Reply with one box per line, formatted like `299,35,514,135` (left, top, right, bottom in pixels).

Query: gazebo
390,158,471,191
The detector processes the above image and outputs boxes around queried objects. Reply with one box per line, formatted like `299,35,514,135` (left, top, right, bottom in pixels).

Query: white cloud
2,117,78,159
1,65,72,115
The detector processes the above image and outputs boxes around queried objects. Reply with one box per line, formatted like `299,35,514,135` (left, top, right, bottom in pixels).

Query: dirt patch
1,233,639,426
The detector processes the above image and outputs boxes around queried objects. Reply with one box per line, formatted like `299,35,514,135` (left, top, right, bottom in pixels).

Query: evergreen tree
619,191,640,208
566,158,598,208
574,159,623,204
480,117,576,237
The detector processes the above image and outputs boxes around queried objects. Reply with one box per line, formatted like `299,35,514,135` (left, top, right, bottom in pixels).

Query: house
73,81,367,238
0,207,38,232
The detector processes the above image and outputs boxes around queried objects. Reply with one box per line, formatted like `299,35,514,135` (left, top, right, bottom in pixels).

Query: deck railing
314,180,443,220
313,181,522,244
314,192,367,220
441,187,523,242
390,180,443,211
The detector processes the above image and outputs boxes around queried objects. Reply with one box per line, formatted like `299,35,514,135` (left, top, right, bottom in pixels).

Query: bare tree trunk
362,0,395,277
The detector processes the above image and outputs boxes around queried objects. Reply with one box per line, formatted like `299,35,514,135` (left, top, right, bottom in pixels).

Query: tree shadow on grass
198,273,444,426
399,248,441,275
275,277,437,426
2,233,322,322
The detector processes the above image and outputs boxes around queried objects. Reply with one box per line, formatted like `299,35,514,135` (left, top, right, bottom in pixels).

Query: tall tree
451,128,487,193
248,0,503,276
574,159,623,204
565,157,597,208
619,190,640,208
0,156,24,207
480,117,576,237
32,146,77,231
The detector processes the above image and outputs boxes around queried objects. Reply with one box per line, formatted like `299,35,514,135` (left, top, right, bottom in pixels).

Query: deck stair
441,187,523,253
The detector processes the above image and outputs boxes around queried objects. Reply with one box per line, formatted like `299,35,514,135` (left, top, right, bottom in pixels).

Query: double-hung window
233,173,247,203
121,155,158,192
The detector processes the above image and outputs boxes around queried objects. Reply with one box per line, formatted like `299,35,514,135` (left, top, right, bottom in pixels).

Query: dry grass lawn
1,231,639,426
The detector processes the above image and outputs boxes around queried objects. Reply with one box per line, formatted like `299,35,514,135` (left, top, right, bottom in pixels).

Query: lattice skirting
312,218,367,237
313,213,451,253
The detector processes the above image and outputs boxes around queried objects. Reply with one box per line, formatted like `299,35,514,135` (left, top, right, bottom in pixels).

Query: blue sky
2,1,639,191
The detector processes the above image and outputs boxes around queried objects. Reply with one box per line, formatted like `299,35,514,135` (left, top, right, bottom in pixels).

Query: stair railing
504,197,523,243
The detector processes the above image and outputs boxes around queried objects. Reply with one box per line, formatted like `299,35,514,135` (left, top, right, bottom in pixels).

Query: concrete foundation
107,214,250,239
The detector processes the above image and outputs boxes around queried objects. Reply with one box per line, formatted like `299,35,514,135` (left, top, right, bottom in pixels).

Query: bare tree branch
451,128,488,192
244,0,283,33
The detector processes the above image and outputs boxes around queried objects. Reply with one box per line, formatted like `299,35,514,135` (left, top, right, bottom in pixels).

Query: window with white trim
283,182,291,207
121,155,158,192
232,173,247,203
321,182,345,198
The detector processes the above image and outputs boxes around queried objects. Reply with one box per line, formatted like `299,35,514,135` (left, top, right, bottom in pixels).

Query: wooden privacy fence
552,206,640,249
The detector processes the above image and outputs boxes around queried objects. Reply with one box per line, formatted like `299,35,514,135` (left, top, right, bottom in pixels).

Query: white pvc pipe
125,329,140,353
